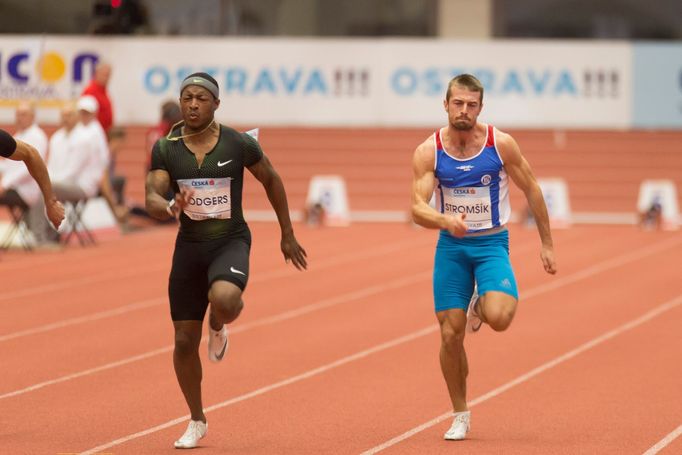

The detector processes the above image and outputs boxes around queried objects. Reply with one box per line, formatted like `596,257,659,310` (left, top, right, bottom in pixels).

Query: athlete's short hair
446,74,484,103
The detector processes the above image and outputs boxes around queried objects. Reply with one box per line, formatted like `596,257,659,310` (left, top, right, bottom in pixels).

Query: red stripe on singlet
435,129,443,151
484,124,495,147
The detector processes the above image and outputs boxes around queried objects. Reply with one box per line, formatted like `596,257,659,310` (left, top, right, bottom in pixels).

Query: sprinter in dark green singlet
151,121,261,241
145,72,307,449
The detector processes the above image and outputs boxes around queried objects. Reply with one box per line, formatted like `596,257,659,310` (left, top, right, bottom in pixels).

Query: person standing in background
81,62,114,133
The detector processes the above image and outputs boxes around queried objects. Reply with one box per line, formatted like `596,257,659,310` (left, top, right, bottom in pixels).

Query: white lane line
0,272,430,401
231,273,430,333
0,236,435,303
0,229,621,343
0,298,164,343
521,234,682,300
0,236,435,342
642,424,682,455
0,233,671,401
78,326,439,455
0,265,167,303
360,295,682,454
0,346,173,401
80,294,682,455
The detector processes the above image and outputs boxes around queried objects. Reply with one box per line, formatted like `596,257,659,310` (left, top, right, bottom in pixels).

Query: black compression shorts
168,235,251,321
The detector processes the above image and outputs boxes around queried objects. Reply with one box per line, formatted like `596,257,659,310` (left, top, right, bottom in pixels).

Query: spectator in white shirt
0,128,64,234
31,98,113,244
0,101,48,207
48,101,101,199
76,95,110,178
14,101,48,155
47,102,80,182
0,101,53,244
77,95,128,224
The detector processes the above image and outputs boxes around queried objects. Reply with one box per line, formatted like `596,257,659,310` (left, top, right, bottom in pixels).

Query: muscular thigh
433,234,475,312
169,237,210,321
470,232,518,300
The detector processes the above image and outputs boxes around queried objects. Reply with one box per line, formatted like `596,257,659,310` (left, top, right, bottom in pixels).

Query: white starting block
306,175,350,226
637,179,679,230
538,178,572,228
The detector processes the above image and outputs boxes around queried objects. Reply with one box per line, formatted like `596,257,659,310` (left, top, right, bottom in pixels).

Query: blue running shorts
433,229,518,313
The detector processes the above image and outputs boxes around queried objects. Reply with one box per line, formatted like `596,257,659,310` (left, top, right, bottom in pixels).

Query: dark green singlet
150,124,263,241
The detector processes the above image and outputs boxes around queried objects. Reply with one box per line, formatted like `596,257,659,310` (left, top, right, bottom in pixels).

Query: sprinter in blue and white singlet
411,74,557,441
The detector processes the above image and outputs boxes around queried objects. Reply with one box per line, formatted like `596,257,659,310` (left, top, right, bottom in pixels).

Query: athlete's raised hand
169,187,195,218
281,232,307,270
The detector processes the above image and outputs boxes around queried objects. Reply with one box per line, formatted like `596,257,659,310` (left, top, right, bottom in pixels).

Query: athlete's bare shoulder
492,128,521,163
414,130,438,157
492,126,512,145
413,132,437,171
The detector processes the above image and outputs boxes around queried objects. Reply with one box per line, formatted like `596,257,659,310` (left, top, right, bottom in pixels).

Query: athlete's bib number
440,186,493,230
177,178,232,220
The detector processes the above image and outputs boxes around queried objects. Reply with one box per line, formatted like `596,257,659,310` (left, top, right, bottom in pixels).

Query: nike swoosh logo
215,337,228,360
230,266,246,276
217,160,232,167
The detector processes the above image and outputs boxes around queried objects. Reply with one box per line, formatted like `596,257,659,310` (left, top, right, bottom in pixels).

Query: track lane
1,224,679,455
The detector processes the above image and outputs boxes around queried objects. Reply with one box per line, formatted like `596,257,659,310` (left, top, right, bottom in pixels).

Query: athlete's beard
452,119,473,131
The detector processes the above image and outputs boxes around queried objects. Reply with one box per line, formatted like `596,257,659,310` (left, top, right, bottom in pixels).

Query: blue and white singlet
434,124,510,233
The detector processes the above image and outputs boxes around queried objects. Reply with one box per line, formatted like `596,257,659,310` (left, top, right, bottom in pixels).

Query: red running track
0,222,680,454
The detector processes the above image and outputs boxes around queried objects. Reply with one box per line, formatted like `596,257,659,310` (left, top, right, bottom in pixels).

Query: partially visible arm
497,132,557,274
8,139,64,229
146,140,194,221
145,169,175,220
411,138,467,237
248,155,307,270
248,155,293,234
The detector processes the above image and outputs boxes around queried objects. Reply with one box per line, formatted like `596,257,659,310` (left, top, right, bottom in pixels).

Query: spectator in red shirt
81,62,113,132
